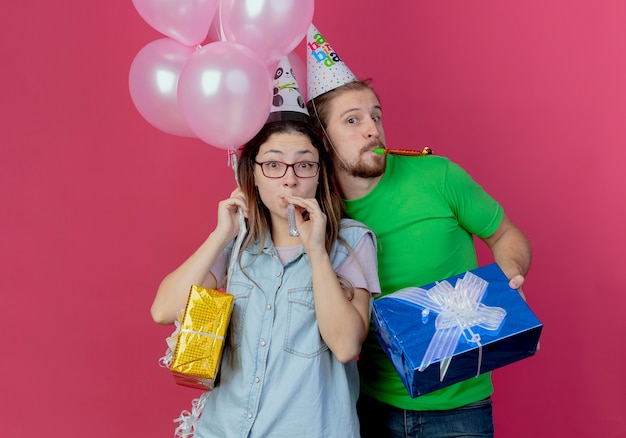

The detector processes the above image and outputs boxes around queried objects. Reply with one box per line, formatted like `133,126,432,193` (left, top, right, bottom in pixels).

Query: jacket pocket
228,281,253,351
284,286,328,358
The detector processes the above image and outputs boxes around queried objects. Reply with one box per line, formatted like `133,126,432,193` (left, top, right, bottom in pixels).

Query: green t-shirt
344,155,504,410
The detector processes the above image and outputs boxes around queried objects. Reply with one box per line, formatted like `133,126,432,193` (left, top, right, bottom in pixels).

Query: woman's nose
282,166,298,185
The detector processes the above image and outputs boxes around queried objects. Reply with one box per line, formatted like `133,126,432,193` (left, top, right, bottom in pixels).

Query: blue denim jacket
195,219,374,437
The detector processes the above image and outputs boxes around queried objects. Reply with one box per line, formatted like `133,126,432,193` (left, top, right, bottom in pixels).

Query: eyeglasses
254,160,320,178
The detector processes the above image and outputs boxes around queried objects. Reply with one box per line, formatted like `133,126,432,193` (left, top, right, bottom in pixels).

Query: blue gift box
372,263,543,398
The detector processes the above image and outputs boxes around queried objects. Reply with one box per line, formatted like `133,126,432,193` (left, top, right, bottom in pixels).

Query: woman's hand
214,188,248,243
284,196,327,255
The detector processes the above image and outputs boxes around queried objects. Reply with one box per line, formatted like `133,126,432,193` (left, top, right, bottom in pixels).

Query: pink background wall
2,1,625,436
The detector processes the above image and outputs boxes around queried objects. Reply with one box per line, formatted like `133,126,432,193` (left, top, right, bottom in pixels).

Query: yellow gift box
170,284,234,390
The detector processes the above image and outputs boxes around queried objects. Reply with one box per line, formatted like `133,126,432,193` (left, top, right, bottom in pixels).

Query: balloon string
229,149,240,187
217,0,226,41
227,148,246,294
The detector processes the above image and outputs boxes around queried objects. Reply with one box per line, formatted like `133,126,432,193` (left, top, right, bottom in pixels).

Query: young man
305,25,531,437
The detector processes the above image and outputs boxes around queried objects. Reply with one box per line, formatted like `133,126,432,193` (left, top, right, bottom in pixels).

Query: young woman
151,118,380,437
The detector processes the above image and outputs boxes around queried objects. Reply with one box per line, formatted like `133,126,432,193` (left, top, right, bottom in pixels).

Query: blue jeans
357,394,494,438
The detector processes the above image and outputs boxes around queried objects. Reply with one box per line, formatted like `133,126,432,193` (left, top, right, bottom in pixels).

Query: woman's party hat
267,56,310,122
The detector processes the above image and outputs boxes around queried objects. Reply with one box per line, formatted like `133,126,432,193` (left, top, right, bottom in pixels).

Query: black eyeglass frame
254,160,321,178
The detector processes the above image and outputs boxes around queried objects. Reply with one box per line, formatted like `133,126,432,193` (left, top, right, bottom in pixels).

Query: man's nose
365,119,380,138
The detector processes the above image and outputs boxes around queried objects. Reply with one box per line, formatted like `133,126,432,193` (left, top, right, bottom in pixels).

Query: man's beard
337,141,386,178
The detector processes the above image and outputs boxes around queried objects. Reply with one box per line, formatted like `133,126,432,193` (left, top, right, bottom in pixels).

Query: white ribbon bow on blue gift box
382,271,507,382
